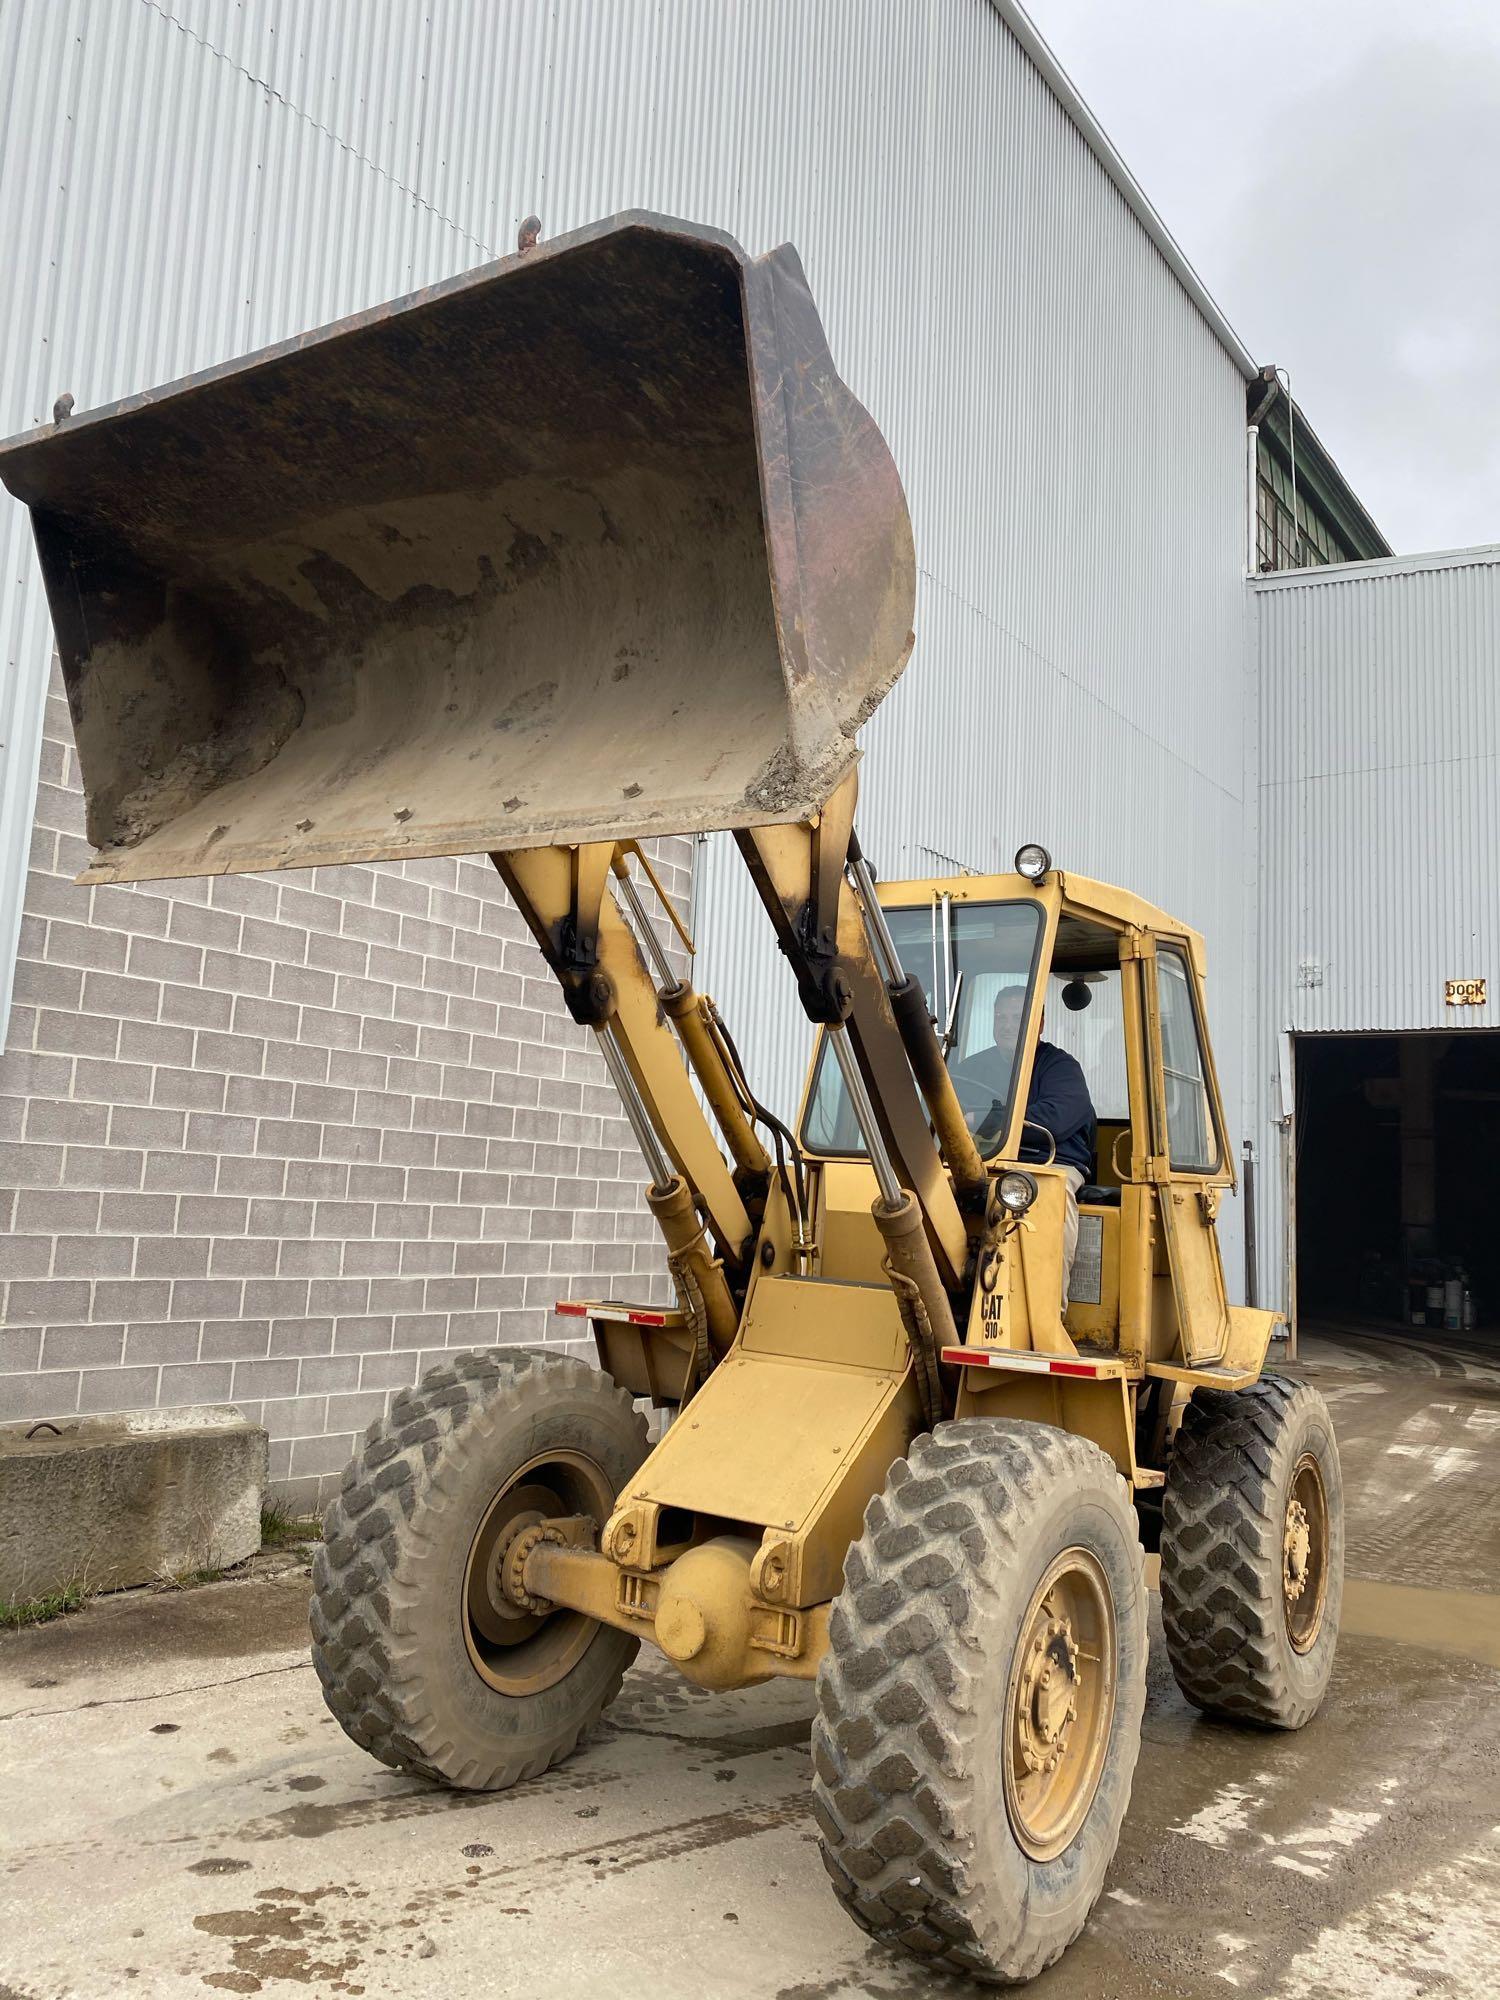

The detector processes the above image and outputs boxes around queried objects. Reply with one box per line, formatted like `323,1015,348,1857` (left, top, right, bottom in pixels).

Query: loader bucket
0,213,915,884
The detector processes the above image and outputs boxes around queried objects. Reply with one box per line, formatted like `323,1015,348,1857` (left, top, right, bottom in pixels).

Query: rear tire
311,1348,648,1789
1160,1373,1343,1729
812,1418,1147,1985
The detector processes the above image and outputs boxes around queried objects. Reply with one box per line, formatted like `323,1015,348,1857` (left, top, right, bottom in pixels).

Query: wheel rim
1282,1451,1330,1654
462,1448,615,1696
1003,1547,1117,1863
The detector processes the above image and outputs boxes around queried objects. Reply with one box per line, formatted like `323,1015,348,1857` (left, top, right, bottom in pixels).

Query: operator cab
802,892,1136,1185
798,856,1232,1353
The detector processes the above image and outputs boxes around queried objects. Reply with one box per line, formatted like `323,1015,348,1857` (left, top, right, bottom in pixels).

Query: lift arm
609,844,772,1197
492,843,754,1265
734,774,970,1291
497,768,976,1322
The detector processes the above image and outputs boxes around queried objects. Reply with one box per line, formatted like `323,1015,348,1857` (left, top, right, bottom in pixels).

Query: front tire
812,1419,1147,1985
311,1348,648,1790
1160,1373,1343,1729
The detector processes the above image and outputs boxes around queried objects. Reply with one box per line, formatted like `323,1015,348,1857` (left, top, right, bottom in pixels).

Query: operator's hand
950,1066,985,1112
950,1062,1002,1142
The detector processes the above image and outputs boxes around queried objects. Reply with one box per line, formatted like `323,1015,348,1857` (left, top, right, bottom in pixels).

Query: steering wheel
948,1061,1002,1121
948,1063,1061,1166
948,1060,1011,1148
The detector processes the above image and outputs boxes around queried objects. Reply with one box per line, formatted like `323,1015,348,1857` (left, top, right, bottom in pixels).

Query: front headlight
1014,842,1052,882
997,1170,1038,1215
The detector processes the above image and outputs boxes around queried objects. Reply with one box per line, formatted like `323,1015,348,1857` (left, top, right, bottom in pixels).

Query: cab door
1141,938,1234,1365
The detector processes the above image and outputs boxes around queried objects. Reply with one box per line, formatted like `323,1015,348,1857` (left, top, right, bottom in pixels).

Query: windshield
801,900,1044,1155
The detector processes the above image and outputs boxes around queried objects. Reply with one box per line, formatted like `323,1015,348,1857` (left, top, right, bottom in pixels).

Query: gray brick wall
0,666,688,1503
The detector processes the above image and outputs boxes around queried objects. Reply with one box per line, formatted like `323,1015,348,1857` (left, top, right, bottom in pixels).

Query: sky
1023,0,1500,555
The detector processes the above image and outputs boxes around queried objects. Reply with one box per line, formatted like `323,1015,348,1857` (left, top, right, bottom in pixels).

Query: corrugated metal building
0,0,1267,1063
1251,547,1500,1333
1,0,1491,1483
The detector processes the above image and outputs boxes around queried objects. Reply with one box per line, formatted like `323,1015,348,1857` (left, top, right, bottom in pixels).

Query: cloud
1225,40,1500,550
1025,1,1500,553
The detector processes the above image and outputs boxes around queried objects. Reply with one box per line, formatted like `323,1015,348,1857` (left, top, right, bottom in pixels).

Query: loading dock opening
1294,1030,1500,1344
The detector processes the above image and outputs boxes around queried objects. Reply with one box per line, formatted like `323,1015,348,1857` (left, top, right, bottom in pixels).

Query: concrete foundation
0,1405,267,1602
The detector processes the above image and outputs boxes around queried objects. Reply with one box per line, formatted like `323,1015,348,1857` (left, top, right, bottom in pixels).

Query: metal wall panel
0,0,87,1060
1,0,1253,1280
0,0,486,1057
673,2,1254,1291
1251,547,1500,1311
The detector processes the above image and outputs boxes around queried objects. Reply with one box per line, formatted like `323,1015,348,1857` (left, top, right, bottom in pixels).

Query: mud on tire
811,1419,1148,1985
1160,1373,1343,1730
311,1348,648,1790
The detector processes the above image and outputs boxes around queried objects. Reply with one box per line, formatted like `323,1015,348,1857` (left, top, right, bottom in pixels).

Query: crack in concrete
0,1658,312,1725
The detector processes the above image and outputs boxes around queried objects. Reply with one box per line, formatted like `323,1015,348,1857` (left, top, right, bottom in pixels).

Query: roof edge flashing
991,0,1258,382
1248,541,1500,588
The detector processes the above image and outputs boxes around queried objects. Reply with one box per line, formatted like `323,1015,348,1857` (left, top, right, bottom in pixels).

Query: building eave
989,0,1259,383
991,2,1392,562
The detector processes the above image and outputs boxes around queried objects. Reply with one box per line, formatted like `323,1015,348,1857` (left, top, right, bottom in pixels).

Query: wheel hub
461,1450,611,1697
499,1518,562,1617
1283,1498,1311,1602
1003,1548,1117,1863
1016,1619,1081,1775
1282,1453,1331,1655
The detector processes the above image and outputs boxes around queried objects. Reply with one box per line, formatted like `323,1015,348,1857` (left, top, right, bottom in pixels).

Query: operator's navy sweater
1019,1041,1095,1178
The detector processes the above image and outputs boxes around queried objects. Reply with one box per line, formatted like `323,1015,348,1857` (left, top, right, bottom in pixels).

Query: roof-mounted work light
1014,843,1052,882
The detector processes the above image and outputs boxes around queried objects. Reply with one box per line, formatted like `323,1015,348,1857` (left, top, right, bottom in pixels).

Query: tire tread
1160,1372,1339,1729
310,1347,645,1788
812,1418,1146,1985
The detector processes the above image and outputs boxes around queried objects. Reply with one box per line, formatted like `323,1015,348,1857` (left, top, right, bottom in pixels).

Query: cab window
1157,947,1218,1172
1037,966,1128,1123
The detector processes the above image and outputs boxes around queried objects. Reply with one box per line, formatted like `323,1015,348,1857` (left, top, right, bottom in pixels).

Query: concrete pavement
2,1337,1498,1999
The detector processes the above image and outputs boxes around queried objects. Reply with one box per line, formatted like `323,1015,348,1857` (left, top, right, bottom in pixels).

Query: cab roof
872,869,1207,963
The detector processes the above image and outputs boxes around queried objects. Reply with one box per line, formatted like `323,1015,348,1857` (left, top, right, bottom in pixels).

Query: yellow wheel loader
0,212,1343,1985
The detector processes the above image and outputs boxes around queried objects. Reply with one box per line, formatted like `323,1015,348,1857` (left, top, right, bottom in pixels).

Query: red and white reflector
555,1299,678,1328
940,1347,1112,1381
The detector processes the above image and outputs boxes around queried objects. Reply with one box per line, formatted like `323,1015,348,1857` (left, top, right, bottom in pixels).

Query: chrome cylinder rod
613,863,680,992
828,1024,903,1207
848,850,902,988
850,846,986,1206
594,1024,674,1189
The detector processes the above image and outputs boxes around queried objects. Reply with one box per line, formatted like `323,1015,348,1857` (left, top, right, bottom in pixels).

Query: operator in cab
955,984,1096,1305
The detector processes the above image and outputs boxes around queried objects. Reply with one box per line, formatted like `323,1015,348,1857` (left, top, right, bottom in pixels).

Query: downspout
1246,424,1260,574
1278,368,1301,567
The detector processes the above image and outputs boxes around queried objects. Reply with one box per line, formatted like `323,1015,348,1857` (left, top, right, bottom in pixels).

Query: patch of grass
261,1499,322,1549
0,1583,90,1631
155,1559,236,1592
